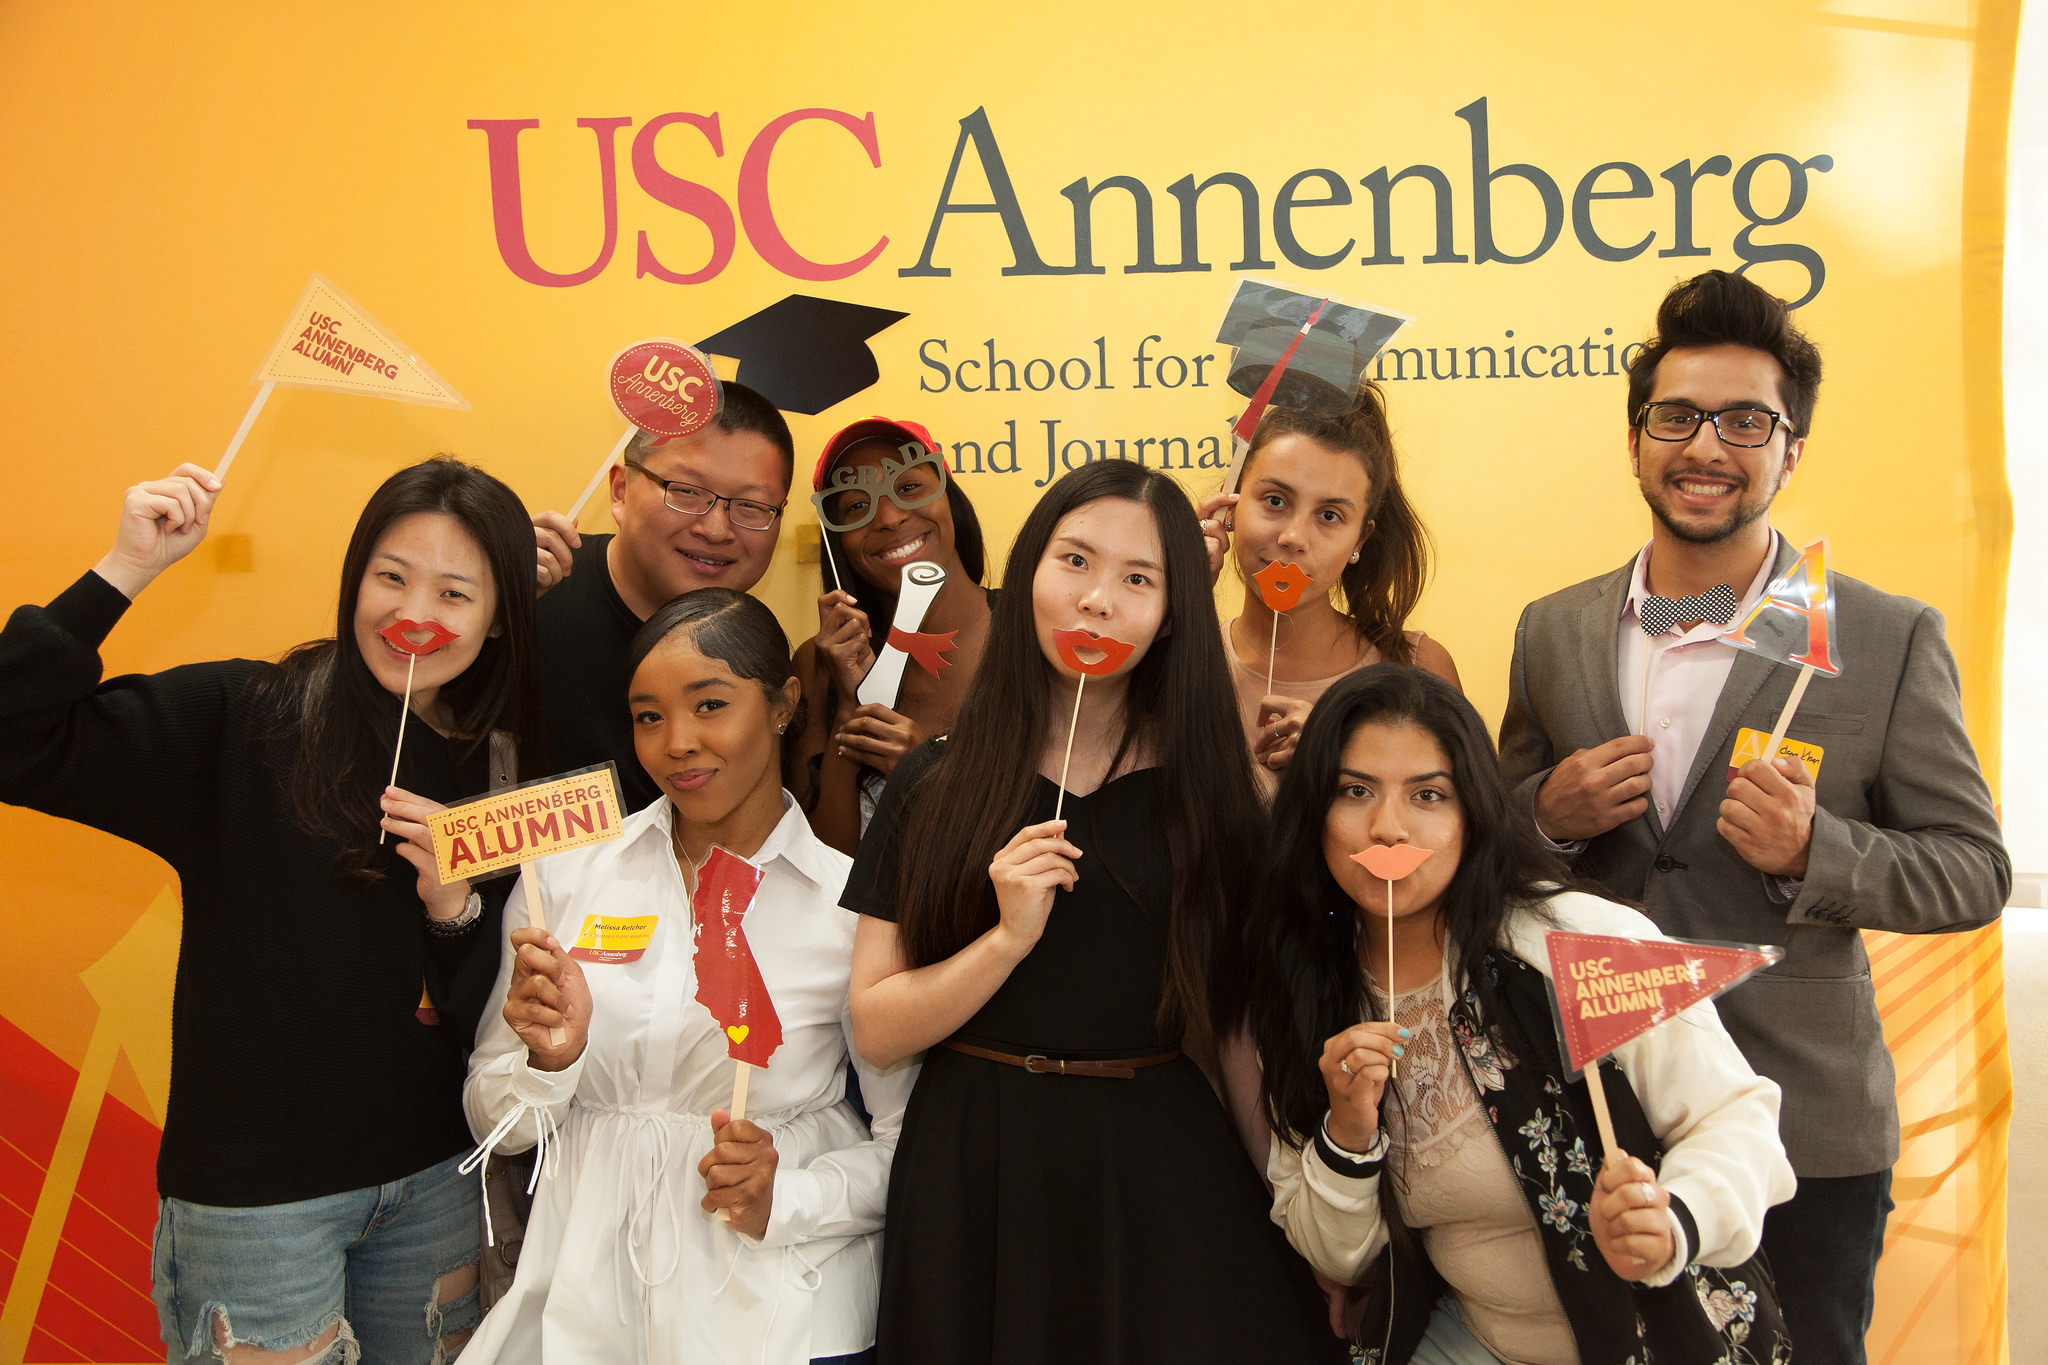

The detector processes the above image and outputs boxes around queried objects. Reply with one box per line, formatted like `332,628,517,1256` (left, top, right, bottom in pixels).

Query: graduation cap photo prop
1214,279,1412,494
561,296,910,521
1718,536,1842,778
1543,930,1781,1160
698,294,909,416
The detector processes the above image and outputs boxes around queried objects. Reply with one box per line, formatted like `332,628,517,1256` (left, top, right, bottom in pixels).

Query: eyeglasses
623,459,784,530
1635,403,1793,448
812,452,949,533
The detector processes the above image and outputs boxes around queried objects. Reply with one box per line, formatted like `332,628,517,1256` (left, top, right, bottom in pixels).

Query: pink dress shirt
1617,533,1782,832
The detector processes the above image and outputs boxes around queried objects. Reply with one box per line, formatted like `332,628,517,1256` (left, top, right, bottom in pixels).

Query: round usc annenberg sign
607,338,721,440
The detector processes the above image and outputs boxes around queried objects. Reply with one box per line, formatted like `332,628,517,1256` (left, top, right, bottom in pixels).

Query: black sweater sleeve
0,572,257,862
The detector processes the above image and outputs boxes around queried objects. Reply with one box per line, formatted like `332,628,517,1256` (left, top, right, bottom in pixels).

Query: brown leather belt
940,1039,1181,1079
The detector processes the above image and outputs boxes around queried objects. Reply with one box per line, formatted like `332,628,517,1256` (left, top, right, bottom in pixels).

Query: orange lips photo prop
1351,843,1434,880
1051,628,1137,677
1253,560,1312,614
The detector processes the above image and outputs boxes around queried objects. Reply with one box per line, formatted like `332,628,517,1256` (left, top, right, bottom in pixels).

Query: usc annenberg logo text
471,101,1834,306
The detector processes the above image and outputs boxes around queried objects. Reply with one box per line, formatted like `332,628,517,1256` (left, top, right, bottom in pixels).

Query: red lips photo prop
1351,844,1435,880
378,619,459,655
1051,628,1137,677
1253,560,1312,614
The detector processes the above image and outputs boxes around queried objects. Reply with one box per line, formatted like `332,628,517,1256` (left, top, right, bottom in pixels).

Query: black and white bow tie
1638,584,1738,636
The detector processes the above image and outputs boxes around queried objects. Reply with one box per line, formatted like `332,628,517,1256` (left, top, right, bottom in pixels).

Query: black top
0,573,500,1207
845,740,1174,1055
534,533,660,812
840,740,1341,1363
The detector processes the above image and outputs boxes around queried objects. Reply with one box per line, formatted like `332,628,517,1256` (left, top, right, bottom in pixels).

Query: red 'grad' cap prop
691,846,783,1068
1544,930,1780,1077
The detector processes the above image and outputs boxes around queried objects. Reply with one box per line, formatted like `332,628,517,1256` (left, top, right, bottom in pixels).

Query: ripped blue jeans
151,1151,481,1364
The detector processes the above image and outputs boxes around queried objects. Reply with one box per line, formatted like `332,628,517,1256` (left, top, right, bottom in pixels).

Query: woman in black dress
843,461,1343,1363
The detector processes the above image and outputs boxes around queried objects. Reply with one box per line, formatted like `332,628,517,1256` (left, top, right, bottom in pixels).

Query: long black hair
1242,664,1571,1150
891,461,1263,1049
627,588,807,794
1241,382,1431,664
272,457,547,883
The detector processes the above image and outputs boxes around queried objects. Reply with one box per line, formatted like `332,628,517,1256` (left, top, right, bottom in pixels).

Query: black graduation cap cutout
1214,279,1413,493
697,295,910,416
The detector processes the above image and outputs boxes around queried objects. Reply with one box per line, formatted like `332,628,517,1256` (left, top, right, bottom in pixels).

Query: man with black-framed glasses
529,381,795,811
1499,270,2006,1363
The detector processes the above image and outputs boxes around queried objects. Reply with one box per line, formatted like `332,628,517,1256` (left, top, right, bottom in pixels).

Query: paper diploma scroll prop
216,273,470,481
1543,930,1781,1160
857,562,953,709
376,620,460,844
566,339,723,522
1048,629,1138,823
1718,537,1842,774
1214,280,1413,495
692,847,782,1132
1251,560,1313,698
1348,844,1434,1076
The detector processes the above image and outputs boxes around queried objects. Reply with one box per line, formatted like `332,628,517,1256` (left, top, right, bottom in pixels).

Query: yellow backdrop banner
0,3,2014,1362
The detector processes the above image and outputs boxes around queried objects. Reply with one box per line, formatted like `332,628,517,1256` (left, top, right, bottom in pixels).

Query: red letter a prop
1720,536,1842,675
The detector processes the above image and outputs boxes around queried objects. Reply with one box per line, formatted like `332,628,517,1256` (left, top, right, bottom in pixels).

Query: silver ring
1339,1060,1352,1076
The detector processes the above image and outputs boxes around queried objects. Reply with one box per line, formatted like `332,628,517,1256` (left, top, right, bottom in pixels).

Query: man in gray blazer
1499,270,2007,1364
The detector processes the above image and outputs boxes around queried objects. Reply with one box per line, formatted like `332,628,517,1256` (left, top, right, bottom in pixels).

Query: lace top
1368,973,1577,1365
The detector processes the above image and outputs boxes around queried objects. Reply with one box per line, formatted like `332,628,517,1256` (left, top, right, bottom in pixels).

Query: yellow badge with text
567,915,658,964
429,765,624,885
1727,728,1824,785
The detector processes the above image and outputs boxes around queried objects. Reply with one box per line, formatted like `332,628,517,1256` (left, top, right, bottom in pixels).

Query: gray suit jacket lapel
1578,563,1633,742
1665,536,1801,832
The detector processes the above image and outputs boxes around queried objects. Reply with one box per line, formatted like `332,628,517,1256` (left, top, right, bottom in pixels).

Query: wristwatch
426,890,484,935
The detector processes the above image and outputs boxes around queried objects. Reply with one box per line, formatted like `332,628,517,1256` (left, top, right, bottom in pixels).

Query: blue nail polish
1393,1044,1405,1057
1398,1027,1411,1039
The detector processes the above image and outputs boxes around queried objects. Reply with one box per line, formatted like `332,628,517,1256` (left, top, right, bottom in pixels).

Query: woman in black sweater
0,458,545,1365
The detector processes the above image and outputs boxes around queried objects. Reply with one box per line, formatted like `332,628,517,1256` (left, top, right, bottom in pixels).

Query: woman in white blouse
1235,665,1795,1365
462,588,914,1365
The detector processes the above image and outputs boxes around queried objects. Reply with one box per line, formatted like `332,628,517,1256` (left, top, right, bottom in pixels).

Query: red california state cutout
691,846,783,1069
1253,560,1313,613
1051,628,1137,677
608,338,721,443
1545,930,1780,1075
378,619,459,655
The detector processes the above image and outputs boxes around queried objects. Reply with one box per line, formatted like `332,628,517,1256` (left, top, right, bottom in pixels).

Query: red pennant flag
1544,931,1780,1075
1719,536,1842,676
691,847,783,1068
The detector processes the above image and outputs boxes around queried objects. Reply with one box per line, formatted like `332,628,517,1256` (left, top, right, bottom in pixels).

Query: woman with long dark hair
0,458,546,1365
1240,666,1793,1364
463,588,913,1365
1221,385,1459,785
793,418,991,854
843,461,1341,1363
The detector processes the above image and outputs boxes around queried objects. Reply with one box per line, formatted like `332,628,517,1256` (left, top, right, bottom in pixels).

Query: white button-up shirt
1617,534,1781,829
461,792,918,1365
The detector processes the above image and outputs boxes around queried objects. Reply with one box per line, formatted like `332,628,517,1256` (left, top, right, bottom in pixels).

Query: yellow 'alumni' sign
429,765,623,885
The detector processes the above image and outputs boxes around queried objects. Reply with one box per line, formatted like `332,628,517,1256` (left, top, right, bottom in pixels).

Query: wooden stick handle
1052,674,1087,824
379,654,416,845
1584,1056,1620,1158
1386,877,1397,1079
525,880,565,1048
821,528,845,595
1762,663,1817,759
1266,609,1280,699
730,1061,751,1124
568,426,636,522
213,380,275,481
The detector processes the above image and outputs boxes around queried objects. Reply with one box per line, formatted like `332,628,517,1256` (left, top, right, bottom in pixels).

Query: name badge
567,914,659,964
1727,727,1824,784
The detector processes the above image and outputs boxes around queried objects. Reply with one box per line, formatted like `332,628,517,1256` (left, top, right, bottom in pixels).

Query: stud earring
1349,551,1360,563
776,722,787,735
